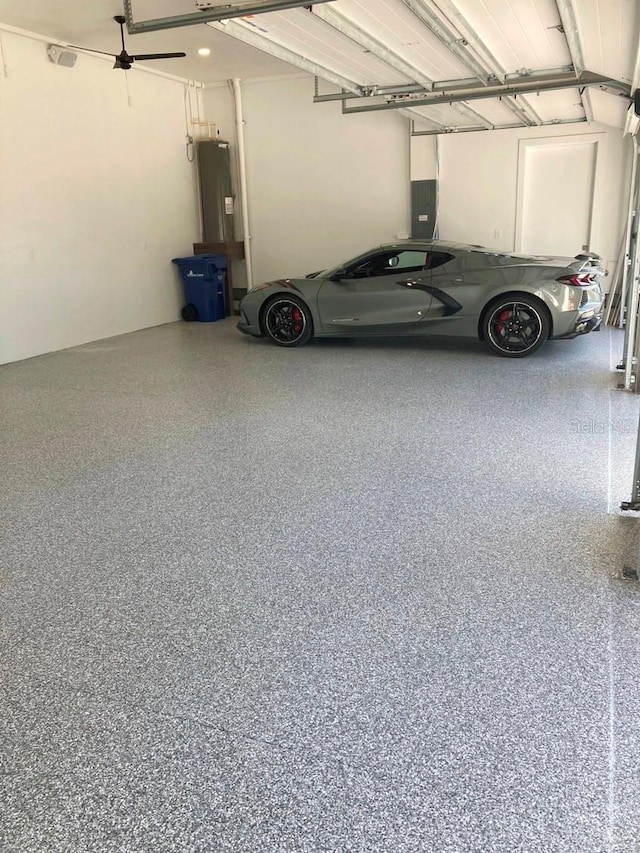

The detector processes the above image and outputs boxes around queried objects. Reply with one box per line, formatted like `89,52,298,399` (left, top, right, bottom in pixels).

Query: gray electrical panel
411,179,437,240
197,140,235,243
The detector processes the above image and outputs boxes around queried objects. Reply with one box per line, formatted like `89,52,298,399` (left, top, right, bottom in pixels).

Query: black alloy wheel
263,296,313,347
484,297,549,357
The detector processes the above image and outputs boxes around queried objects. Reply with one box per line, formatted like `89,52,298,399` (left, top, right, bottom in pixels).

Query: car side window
393,251,429,270
346,250,430,278
426,252,454,271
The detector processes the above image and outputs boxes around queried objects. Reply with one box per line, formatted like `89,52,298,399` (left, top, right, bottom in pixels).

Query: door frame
514,133,606,255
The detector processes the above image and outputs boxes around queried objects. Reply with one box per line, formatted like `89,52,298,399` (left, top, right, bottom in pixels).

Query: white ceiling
0,0,297,81
0,0,636,131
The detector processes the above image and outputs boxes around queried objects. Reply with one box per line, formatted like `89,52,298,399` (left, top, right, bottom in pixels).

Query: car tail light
557,273,594,287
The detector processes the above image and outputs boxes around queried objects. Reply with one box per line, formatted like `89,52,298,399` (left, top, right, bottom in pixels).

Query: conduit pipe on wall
231,78,253,291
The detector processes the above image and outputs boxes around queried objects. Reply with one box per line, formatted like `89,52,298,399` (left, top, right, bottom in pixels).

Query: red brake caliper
495,309,511,336
292,307,303,334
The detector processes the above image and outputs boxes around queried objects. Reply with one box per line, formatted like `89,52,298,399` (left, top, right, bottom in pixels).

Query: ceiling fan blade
130,52,187,61
67,45,116,58
71,18,186,71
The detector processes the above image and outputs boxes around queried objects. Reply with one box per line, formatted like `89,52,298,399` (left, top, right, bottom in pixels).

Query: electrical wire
123,68,132,108
184,82,195,162
193,79,202,127
0,31,9,77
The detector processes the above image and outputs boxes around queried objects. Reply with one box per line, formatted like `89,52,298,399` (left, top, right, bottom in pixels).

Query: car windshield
322,256,361,279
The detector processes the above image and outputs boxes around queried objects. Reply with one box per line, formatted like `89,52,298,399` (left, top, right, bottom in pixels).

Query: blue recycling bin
172,254,227,323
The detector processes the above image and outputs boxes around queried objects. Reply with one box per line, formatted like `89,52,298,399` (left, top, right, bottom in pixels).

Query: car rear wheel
483,297,549,358
263,296,313,347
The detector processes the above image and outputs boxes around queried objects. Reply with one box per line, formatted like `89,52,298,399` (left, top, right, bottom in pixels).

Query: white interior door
516,139,598,256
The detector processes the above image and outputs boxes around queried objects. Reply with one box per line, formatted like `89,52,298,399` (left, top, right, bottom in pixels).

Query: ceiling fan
71,15,187,70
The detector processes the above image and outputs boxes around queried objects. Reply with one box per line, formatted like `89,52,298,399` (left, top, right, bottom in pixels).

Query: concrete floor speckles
2,320,640,852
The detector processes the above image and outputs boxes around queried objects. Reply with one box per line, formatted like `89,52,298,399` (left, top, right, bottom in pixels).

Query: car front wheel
483,296,549,357
263,296,313,347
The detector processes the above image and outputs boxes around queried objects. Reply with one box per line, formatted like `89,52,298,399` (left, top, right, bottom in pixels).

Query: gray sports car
237,240,605,357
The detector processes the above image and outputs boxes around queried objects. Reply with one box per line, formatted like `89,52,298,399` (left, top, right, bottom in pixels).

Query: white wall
203,75,410,284
436,123,631,282
410,135,438,181
0,28,201,364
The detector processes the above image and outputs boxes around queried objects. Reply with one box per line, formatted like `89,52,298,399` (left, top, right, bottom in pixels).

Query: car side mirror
634,89,640,117
329,268,348,281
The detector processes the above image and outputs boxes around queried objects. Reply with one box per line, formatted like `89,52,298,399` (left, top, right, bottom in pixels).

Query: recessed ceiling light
198,48,211,57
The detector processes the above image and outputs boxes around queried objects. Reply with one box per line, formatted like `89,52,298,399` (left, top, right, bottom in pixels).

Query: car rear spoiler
571,252,607,277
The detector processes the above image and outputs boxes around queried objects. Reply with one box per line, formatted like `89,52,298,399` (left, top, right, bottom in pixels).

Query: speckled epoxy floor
2,321,640,852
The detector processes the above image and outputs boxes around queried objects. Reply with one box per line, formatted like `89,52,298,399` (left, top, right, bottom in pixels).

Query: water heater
197,140,235,243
